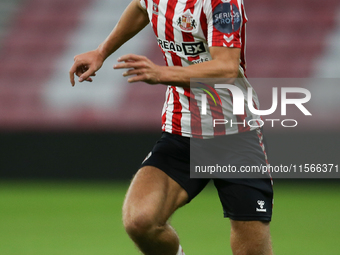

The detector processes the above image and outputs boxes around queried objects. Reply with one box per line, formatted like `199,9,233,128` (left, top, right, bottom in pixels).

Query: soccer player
69,0,274,254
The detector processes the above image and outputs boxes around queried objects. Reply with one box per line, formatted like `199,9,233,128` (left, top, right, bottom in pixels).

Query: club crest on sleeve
176,10,197,32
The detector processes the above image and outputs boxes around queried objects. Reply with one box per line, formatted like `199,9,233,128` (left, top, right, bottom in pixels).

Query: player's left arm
114,46,240,87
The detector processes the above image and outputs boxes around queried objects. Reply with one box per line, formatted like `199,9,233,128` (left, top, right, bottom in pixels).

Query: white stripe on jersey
203,0,213,47
176,87,190,136
163,86,174,132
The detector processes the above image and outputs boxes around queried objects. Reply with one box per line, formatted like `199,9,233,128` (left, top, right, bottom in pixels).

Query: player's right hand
69,49,105,87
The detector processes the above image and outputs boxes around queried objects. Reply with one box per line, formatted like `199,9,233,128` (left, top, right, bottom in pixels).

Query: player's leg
213,179,274,255
122,165,188,255
206,129,273,254
123,132,209,254
230,220,273,255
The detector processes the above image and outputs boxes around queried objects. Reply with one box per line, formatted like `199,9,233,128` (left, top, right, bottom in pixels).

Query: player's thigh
230,220,270,238
230,220,272,251
123,165,189,227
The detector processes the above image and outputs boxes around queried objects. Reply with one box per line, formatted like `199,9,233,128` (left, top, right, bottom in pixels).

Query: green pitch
0,180,339,255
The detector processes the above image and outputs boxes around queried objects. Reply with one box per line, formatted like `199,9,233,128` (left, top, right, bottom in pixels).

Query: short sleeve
204,0,244,48
139,0,147,10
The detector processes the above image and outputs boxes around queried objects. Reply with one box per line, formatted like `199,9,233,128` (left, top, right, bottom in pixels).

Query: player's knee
123,212,162,240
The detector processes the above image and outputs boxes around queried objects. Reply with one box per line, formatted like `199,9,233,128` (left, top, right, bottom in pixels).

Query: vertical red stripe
200,9,208,41
184,88,203,138
162,88,171,131
165,0,177,42
164,0,183,135
165,0,182,66
171,87,182,135
236,110,250,133
207,96,225,136
151,0,160,37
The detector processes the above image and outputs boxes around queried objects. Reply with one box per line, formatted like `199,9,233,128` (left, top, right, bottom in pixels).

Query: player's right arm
69,0,149,86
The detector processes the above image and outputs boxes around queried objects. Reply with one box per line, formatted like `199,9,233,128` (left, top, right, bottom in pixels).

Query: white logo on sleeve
256,200,267,212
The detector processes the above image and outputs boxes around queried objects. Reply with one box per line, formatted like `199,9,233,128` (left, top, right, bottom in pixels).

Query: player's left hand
114,54,163,84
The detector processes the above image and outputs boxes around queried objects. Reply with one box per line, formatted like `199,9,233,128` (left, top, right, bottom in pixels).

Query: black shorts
140,130,273,221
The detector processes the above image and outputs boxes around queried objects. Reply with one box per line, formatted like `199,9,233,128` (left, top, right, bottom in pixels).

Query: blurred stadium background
0,0,339,254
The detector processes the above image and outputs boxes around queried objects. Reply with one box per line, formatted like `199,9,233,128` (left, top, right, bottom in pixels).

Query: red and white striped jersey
140,0,261,138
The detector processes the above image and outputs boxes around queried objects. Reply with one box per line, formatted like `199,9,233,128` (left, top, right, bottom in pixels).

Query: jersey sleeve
139,0,147,10
204,0,245,48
